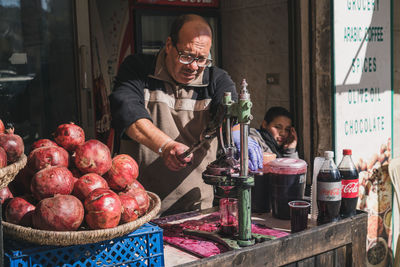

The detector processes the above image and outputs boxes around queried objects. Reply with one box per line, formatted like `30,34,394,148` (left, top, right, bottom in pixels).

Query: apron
120,49,217,216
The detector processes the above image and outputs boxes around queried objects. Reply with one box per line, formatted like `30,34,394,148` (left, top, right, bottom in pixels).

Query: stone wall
220,0,290,128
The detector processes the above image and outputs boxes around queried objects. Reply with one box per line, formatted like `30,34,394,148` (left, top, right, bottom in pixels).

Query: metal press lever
179,128,218,160
179,103,228,160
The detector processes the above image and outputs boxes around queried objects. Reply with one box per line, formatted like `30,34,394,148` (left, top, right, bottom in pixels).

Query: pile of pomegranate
2,122,149,231
0,119,25,168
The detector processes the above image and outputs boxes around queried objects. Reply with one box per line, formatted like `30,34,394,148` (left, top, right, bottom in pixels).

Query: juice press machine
181,79,274,248
202,79,255,247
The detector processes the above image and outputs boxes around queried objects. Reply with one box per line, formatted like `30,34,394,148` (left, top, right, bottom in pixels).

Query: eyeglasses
174,46,212,67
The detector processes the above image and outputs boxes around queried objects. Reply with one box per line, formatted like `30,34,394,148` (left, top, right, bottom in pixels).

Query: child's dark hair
264,106,293,124
169,14,212,46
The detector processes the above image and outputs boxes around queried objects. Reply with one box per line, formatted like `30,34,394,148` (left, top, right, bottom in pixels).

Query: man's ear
165,37,173,54
261,120,268,129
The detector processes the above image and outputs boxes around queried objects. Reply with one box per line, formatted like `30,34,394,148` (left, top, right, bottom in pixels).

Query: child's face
265,116,292,146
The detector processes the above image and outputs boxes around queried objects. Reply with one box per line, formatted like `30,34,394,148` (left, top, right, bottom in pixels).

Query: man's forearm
125,118,172,154
125,118,192,171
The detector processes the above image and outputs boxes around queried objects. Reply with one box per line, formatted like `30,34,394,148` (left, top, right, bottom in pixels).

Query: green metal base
252,233,276,243
220,236,242,250
237,238,255,247
183,229,276,250
236,233,276,247
203,172,256,247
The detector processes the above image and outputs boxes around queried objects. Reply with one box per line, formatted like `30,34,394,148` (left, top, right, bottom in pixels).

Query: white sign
334,0,391,165
333,0,393,265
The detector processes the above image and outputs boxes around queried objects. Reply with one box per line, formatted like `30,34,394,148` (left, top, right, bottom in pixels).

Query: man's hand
125,119,193,171
283,127,298,150
232,130,263,171
161,141,193,171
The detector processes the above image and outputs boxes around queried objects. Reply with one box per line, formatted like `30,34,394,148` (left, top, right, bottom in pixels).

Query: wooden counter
160,210,368,267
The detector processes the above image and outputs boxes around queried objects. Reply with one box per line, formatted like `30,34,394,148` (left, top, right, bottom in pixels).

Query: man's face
265,116,292,146
165,24,212,84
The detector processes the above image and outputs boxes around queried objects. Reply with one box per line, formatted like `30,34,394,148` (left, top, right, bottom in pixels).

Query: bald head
169,14,213,46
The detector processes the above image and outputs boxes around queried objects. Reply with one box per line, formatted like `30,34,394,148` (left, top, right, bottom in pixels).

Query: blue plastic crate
4,222,164,267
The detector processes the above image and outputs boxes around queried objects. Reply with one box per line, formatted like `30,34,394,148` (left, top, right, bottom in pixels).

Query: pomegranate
0,146,6,168
0,119,4,134
5,197,35,226
105,154,139,191
0,187,13,217
28,146,69,172
126,179,145,191
84,188,122,229
31,139,58,151
123,188,149,216
32,194,84,231
0,187,13,204
72,173,109,201
31,166,75,201
54,123,85,152
74,139,112,175
9,166,34,196
0,128,24,163
118,193,140,223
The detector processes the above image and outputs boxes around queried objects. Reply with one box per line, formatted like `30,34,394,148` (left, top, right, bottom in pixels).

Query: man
110,14,238,215
232,106,298,173
248,106,298,159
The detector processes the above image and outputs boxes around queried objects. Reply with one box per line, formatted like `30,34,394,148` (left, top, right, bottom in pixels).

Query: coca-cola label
317,181,341,201
341,179,359,198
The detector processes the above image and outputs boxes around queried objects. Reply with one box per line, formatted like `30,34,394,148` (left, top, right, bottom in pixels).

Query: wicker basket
3,191,161,246
0,154,27,190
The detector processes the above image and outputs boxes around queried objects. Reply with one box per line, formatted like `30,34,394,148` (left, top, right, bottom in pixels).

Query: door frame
288,0,313,184
74,0,95,139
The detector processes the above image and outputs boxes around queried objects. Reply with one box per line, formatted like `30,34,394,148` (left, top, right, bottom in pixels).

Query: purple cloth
156,212,289,258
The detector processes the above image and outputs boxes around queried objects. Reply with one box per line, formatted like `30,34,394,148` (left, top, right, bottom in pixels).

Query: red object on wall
135,0,219,8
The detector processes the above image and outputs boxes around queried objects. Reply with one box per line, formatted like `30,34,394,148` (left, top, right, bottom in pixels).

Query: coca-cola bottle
338,149,359,218
317,151,342,225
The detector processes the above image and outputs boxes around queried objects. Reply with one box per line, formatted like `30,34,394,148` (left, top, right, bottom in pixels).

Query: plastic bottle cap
342,149,352,155
324,151,334,159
